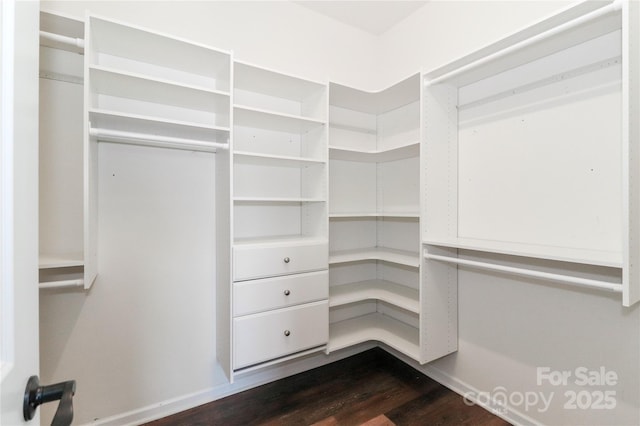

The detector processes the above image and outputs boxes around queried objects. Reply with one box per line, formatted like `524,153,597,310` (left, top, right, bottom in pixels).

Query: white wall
376,1,573,88
42,0,379,89
378,2,640,425
37,1,640,425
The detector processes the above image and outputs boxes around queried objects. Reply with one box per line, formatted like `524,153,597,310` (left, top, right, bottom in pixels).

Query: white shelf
329,212,419,219
88,15,230,91
90,66,230,117
329,142,419,163
234,151,325,167
39,253,84,269
41,10,84,39
330,280,419,313
234,197,326,203
234,105,325,133
90,65,230,98
234,235,327,247
424,237,623,268
89,109,230,143
234,61,326,107
328,313,419,361
329,122,376,135
329,247,419,268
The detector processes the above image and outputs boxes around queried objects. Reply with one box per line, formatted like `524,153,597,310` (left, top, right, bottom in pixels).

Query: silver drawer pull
284,330,291,337
283,257,290,263
284,289,291,296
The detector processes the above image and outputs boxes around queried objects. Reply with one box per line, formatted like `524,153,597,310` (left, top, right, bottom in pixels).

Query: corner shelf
234,151,325,166
328,313,420,361
234,197,326,203
329,280,419,314
329,247,419,268
328,141,419,163
329,212,419,219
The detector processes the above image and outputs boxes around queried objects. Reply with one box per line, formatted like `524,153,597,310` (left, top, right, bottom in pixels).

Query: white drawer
233,241,328,281
234,271,328,316
233,300,328,369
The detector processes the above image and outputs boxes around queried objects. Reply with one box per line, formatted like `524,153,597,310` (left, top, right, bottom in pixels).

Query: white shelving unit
422,0,639,307
85,16,231,153
39,11,87,290
229,61,329,375
326,74,448,364
83,15,236,383
84,15,232,297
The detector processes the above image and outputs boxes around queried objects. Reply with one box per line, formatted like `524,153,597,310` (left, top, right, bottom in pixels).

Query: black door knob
24,375,76,426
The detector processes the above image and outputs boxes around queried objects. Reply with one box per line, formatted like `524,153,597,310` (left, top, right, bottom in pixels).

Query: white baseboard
84,343,376,426
376,344,540,426
420,363,541,426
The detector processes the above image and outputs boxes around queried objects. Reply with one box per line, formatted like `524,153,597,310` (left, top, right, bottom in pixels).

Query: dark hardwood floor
145,348,510,426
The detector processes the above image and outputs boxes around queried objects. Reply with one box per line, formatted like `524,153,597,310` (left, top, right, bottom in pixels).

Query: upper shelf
423,0,622,88
87,14,231,92
330,73,420,114
234,61,327,122
234,61,326,104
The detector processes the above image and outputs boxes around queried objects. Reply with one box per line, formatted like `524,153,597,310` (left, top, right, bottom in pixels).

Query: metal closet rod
39,279,84,290
424,0,623,87
90,128,229,152
40,30,85,53
424,253,623,293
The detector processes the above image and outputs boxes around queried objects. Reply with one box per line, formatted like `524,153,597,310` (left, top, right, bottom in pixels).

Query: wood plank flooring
145,348,511,426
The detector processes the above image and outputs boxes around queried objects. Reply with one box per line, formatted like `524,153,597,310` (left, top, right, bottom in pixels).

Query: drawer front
233,301,328,369
234,271,328,316
233,242,328,281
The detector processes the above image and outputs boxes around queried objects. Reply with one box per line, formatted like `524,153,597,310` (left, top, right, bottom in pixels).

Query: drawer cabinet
233,241,328,281
233,300,329,369
234,271,328,316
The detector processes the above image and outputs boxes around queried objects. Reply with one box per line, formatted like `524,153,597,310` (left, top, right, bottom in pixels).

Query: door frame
0,0,40,423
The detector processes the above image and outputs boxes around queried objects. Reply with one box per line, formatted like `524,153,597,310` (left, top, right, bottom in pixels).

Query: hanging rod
424,253,623,293
425,0,623,87
39,279,84,290
89,128,229,153
39,30,84,54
